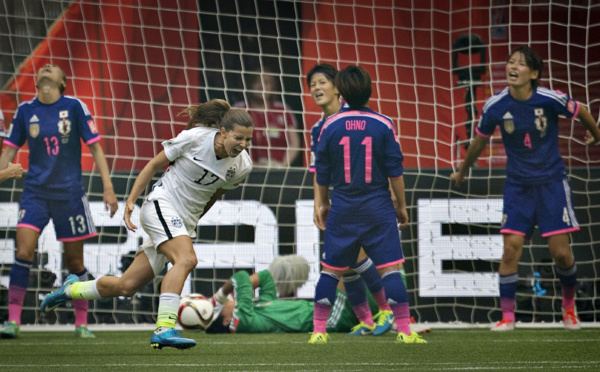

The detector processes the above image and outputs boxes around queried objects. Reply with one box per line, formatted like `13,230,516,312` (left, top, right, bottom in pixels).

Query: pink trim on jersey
375,259,405,270
59,232,98,242
541,227,580,238
500,228,526,236
319,110,397,140
3,139,20,149
320,261,350,271
572,101,580,118
16,223,41,233
85,136,101,146
309,168,316,173
475,127,491,138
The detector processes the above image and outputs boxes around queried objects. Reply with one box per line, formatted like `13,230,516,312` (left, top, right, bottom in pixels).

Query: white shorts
138,198,193,276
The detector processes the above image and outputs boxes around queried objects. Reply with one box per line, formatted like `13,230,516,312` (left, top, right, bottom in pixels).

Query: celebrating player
309,65,426,344
41,99,254,349
451,46,600,331
0,64,119,339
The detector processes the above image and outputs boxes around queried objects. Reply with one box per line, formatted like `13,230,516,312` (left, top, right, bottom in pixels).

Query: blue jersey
5,95,100,199
477,87,578,185
315,107,403,214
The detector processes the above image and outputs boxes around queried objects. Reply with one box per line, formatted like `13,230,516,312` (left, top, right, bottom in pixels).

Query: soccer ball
178,293,214,331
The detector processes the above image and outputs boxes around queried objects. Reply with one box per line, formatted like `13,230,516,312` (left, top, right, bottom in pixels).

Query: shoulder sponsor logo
87,120,98,134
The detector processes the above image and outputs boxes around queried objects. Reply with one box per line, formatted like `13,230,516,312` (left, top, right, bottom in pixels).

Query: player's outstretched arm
89,142,118,217
450,134,488,187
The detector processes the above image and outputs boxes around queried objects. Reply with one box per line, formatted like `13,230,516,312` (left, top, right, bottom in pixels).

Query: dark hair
306,63,339,88
507,46,544,89
335,65,372,109
179,99,253,131
205,315,230,334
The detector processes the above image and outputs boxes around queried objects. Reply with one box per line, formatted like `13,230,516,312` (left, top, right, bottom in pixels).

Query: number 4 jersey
5,95,100,199
476,87,579,185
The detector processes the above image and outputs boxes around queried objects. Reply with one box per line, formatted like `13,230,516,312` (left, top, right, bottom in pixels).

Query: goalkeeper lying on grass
206,255,429,335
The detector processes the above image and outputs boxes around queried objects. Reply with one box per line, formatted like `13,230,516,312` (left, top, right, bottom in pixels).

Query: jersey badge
171,217,183,229
29,124,40,138
534,108,547,137
226,165,238,181
58,118,72,143
59,110,69,118
502,111,514,134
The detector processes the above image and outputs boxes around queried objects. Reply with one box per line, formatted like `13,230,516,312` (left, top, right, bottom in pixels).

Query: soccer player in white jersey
42,99,254,349
451,46,600,331
0,64,118,339
0,109,24,183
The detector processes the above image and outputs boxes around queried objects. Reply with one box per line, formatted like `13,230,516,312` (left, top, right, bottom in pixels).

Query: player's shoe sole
41,274,79,312
150,328,196,350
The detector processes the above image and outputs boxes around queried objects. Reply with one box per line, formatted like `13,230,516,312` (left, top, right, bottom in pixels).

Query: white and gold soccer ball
177,293,214,331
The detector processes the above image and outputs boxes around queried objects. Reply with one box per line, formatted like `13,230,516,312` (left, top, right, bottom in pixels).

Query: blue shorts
322,211,404,270
501,178,579,238
17,192,97,242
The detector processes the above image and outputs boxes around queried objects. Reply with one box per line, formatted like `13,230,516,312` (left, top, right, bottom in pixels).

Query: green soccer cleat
0,321,20,339
396,331,427,344
346,321,376,336
308,332,330,344
41,274,79,312
372,310,394,336
75,325,96,338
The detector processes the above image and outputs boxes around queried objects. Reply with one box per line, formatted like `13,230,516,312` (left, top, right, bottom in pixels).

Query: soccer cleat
346,321,376,336
491,318,515,331
0,321,20,339
75,325,96,338
372,310,394,336
150,328,196,350
41,274,79,312
396,331,427,344
562,307,581,330
308,333,330,344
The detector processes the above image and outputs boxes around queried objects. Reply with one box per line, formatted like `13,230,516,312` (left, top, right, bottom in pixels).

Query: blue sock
314,271,339,306
352,258,383,294
556,263,577,287
381,270,408,304
10,258,32,288
499,273,518,299
342,274,367,306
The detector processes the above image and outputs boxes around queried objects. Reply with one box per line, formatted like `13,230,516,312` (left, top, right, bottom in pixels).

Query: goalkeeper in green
206,255,379,334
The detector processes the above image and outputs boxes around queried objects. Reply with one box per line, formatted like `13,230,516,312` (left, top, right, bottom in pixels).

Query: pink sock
8,285,27,325
352,302,374,326
313,302,331,334
390,302,410,335
500,297,515,322
562,287,576,310
371,289,392,312
72,299,89,327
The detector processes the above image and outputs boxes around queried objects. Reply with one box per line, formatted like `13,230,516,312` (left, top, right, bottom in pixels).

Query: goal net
0,0,599,328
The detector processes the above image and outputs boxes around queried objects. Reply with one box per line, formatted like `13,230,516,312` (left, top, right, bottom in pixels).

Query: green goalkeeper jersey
230,270,378,333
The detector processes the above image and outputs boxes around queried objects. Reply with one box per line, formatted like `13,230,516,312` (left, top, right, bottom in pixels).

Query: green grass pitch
1,328,599,371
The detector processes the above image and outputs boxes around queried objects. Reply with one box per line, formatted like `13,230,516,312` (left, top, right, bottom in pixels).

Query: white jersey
146,126,253,230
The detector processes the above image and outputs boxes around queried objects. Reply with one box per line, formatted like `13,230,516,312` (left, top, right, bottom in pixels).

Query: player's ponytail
179,99,232,129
